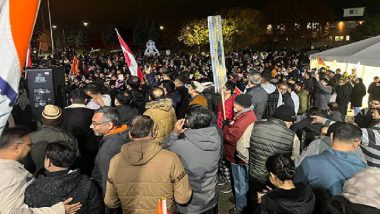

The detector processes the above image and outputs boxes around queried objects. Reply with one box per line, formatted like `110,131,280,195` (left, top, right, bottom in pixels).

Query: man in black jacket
25,141,103,213
174,75,190,119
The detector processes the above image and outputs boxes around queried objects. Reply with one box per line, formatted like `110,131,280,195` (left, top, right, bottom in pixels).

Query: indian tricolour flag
0,0,40,135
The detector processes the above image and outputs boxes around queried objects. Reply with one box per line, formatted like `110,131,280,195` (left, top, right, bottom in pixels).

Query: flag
71,56,79,76
0,0,40,135
317,55,326,68
25,46,32,67
115,29,144,81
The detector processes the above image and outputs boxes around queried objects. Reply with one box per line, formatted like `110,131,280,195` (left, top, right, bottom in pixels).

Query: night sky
36,0,378,33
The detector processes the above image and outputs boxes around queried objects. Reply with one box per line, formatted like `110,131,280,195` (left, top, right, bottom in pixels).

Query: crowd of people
1,48,380,214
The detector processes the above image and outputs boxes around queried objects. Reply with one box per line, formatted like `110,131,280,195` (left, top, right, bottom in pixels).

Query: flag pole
47,0,54,55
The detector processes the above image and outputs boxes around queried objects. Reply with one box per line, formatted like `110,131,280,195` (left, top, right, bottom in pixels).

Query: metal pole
47,0,54,55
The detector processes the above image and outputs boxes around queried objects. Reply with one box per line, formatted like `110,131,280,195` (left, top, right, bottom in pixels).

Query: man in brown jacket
104,115,192,213
144,87,177,144
188,81,208,107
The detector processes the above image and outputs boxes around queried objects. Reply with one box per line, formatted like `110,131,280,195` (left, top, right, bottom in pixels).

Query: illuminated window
346,35,350,41
335,36,344,41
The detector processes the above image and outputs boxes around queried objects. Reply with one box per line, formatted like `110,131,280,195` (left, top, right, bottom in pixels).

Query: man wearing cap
188,81,208,107
30,104,79,174
248,105,300,209
223,94,257,213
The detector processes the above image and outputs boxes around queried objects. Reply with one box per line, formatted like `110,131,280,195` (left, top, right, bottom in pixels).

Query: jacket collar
0,159,24,168
105,124,128,136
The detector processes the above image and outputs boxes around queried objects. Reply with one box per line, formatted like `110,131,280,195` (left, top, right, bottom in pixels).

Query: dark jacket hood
184,127,220,151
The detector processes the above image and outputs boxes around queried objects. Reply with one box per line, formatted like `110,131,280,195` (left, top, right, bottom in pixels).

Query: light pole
47,0,54,55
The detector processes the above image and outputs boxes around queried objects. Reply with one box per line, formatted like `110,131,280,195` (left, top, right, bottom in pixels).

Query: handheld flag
0,0,40,135
71,56,79,76
115,29,144,81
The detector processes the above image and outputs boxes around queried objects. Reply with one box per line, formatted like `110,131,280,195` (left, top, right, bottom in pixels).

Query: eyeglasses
91,121,110,127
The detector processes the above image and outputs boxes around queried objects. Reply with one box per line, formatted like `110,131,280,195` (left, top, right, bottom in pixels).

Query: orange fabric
10,0,40,71
317,56,327,67
106,124,128,136
71,57,79,76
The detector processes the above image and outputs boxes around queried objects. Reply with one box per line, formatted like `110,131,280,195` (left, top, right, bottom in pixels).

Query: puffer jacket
164,127,221,213
104,140,192,214
249,119,295,183
144,98,177,144
25,170,103,214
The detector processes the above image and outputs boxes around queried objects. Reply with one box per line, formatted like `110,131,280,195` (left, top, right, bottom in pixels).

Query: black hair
333,122,362,143
45,141,77,168
130,115,154,138
266,153,296,181
328,102,339,112
175,75,188,85
326,122,343,137
186,105,212,129
224,81,236,94
307,106,322,117
149,87,165,101
163,72,174,81
70,89,86,104
115,91,132,105
84,83,101,95
0,127,30,149
127,76,141,89
162,80,176,94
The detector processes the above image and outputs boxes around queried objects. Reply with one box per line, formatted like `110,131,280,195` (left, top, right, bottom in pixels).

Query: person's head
163,72,174,81
90,107,122,136
129,115,155,140
355,78,363,85
0,127,31,160
149,87,165,101
370,98,380,109
338,78,345,86
115,91,132,107
266,154,296,187
186,105,212,129
328,102,339,112
278,81,289,94
223,81,236,96
161,80,176,94
320,78,329,86
374,76,380,83
294,81,303,92
249,73,261,86
234,94,252,113
84,83,102,98
126,76,141,90
44,141,77,172
371,108,380,120
272,105,297,127
174,75,187,88
331,123,362,151
188,81,204,97
70,89,86,104
41,104,63,127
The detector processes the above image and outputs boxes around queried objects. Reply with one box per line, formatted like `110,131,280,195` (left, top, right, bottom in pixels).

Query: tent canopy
310,35,380,67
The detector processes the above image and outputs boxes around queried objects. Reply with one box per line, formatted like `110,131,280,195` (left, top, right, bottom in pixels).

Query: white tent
310,35,380,106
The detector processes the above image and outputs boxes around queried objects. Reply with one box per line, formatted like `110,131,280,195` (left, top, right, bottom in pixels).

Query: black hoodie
260,184,316,214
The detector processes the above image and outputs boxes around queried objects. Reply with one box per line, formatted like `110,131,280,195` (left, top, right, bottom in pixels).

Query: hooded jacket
144,98,177,144
104,140,192,214
25,170,103,214
164,127,221,213
92,124,129,193
260,184,316,214
262,83,281,119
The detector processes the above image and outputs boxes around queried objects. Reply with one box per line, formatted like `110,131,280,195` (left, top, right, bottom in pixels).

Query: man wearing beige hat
30,104,79,174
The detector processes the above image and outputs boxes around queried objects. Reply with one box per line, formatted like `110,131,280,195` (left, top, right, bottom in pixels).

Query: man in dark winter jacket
174,75,190,119
335,78,352,120
90,107,129,194
126,76,147,114
62,89,96,175
164,106,221,214
368,76,380,102
25,141,103,213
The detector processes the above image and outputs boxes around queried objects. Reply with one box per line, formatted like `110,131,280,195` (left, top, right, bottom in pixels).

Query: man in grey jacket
0,127,81,214
164,106,221,214
246,73,268,121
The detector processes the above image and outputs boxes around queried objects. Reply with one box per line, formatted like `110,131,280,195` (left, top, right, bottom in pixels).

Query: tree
351,14,380,41
133,18,149,48
178,19,209,48
148,22,159,43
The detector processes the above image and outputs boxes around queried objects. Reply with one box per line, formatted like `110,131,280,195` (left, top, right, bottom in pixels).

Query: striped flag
115,28,144,81
0,0,40,134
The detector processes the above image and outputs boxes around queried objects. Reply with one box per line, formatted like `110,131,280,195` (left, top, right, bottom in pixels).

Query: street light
83,22,89,27
52,25,57,29
160,25,164,30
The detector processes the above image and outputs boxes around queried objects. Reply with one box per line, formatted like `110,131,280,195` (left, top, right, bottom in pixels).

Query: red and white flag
115,29,144,81
0,0,40,134
25,46,32,67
